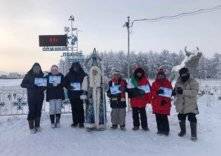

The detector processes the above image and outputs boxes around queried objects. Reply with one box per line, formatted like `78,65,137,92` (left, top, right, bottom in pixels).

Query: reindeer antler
184,46,192,57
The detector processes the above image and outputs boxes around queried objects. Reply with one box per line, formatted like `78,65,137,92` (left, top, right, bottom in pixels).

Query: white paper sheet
110,85,121,95
49,76,61,86
158,87,172,98
138,85,150,93
71,82,81,91
34,78,47,87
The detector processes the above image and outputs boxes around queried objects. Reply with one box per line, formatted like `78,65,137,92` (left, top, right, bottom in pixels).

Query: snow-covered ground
0,79,22,87
0,79,221,156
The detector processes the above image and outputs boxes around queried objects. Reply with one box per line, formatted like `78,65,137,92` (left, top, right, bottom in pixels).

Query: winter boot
51,123,56,128
28,120,36,134
190,122,197,141
50,115,55,124
157,131,163,135
50,115,55,128
28,120,34,129
120,125,126,131
178,121,186,137
111,124,118,129
55,114,61,128
71,123,78,128
79,123,84,128
142,126,149,131
35,117,41,132
132,126,139,131
162,131,169,136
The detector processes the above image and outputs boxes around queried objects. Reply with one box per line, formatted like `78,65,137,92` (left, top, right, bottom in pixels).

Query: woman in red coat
127,67,151,131
151,68,172,136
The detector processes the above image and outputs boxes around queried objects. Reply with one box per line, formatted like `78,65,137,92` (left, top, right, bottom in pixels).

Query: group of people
21,61,199,141
108,67,199,141
21,62,87,132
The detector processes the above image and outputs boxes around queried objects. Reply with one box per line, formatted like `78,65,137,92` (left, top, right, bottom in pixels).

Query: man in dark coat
63,62,87,128
21,63,46,134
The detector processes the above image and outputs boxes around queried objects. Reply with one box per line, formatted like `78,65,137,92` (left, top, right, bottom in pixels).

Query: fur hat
111,69,121,76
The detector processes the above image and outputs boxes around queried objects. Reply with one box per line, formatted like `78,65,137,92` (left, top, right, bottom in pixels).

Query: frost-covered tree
59,50,220,79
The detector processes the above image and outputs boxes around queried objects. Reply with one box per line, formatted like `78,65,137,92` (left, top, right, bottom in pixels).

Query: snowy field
0,79,221,156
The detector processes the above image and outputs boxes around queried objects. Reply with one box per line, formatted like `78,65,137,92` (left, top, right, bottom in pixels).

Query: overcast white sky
0,0,221,73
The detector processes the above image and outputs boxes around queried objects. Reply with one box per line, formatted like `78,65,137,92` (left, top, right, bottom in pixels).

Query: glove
160,100,166,106
176,87,183,94
80,95,87,100
127,88,145,98
107,91,112,98
172,89,176,96
157,89,164,95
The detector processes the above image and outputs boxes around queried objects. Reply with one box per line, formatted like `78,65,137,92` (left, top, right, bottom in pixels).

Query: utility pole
124,16,131,111
69,15,75,53
125,16,131,81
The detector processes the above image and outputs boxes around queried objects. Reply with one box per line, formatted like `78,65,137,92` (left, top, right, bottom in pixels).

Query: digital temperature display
39,35,67,47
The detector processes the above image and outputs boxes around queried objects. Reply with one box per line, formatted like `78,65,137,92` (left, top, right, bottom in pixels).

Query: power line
124,4,221,80
132,4,221,25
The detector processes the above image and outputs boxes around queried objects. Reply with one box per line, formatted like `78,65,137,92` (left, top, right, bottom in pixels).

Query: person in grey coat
173,67,199,141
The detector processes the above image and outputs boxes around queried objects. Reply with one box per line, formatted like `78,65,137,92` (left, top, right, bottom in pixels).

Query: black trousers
70,98,84,124
50,114,61,124
155,114,169,133
178,113,197,123
27,99,43,121
132,107,148,128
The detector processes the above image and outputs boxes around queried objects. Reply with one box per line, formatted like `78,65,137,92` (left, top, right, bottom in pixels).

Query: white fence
0,79,220,116
0,85,73,116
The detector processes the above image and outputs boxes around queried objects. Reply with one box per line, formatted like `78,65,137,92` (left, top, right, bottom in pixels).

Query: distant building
0,72,22,79
59,51,85,75
0,75,8,79
8,72,22,79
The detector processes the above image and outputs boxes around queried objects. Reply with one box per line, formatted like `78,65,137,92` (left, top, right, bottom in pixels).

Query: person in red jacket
151,68,172,136
127,67,151,131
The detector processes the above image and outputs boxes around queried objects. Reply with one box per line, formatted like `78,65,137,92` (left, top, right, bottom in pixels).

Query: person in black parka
21,63,46,133
46,65,65,128
63,62,87,128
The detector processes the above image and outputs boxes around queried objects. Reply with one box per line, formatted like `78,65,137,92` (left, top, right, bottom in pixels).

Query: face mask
180,73,190,82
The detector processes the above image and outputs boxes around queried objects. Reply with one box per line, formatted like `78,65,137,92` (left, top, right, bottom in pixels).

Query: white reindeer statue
170,46,202,81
